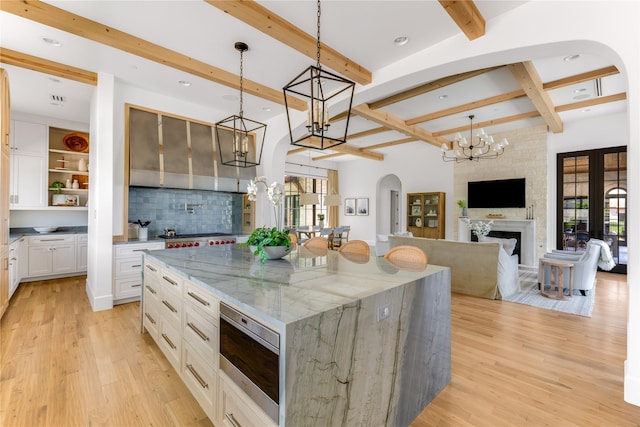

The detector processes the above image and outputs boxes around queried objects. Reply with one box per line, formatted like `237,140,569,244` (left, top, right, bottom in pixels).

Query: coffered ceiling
0,1,628,163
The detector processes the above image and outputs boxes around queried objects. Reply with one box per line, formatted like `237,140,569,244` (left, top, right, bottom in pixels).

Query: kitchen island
142,244,451,427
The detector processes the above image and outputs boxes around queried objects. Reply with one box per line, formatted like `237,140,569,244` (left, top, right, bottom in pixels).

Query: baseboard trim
85,277,113,312
624,359,640,406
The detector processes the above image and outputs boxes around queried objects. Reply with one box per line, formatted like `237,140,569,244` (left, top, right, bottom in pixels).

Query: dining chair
288,233,298,244
384,245,428,270
303,236,329,250
338,239,370,256
339,225,351,243
329,227,344,250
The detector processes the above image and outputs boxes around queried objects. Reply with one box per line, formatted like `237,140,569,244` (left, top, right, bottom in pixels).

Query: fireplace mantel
458,218,536,267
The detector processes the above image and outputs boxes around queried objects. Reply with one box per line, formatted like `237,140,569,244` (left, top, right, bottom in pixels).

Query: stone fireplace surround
458,218,536,267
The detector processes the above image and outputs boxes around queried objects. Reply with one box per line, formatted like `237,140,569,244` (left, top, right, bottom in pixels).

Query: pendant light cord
316,0,321,69
239,48,244,119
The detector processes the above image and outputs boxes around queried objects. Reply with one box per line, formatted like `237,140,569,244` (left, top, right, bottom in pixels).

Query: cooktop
159,232,230,239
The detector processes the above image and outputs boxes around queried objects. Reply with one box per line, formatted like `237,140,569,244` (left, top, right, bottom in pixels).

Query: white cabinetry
28,235,76,277
11,120,47,155
8,240,19,299
76,234,88,271
142,258,220,423
219,372,277,427
113,241,164,303
9,121,47,209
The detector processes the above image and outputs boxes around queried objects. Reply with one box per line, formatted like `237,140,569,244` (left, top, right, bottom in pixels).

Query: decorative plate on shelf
63,132,89,152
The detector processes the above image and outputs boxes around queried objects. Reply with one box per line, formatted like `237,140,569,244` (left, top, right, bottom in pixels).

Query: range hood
128,107,255,192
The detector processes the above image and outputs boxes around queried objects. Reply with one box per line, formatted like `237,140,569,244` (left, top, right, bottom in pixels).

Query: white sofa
388,236,519,299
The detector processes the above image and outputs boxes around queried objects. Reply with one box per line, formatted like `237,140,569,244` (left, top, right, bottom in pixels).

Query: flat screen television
468,178,526,208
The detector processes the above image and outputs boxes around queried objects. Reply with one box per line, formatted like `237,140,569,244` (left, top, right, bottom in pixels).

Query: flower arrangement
463,218,493,237
244,176,291,263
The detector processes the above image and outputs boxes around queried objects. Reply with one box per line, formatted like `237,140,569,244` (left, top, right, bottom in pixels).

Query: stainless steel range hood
128,106,255,192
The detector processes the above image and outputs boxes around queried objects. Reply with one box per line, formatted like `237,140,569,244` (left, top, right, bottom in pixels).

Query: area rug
502,269,595,317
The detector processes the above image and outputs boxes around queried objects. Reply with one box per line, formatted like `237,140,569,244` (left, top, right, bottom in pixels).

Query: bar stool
539,258,575,300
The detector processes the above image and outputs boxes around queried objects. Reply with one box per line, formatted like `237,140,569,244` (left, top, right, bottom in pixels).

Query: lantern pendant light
283,0,355,150
215,42,266,168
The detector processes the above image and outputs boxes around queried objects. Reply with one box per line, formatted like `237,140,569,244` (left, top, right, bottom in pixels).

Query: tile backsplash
128,186,243,237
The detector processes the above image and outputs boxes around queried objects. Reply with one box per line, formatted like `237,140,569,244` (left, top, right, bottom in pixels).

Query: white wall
337,143,453,243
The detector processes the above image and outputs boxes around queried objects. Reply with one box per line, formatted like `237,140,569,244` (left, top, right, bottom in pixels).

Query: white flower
249,176,285,230
464,218,493,237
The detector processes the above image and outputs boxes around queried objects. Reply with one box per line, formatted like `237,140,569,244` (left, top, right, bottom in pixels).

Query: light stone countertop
144,244,448,328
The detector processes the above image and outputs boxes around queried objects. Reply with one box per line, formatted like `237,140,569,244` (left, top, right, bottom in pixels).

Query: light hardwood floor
1,273,639,426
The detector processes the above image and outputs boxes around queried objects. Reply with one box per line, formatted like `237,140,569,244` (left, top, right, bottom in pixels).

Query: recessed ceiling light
42,37,62,47
574,88,587,93
563,54,580,62
178,80,192,87
581,108,591,113
48,77,61,83
573,94,591,100
438,94,448,100
262,107,272,112
393,36,409,46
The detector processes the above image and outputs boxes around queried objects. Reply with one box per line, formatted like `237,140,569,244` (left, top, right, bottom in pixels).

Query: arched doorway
376,174,402,237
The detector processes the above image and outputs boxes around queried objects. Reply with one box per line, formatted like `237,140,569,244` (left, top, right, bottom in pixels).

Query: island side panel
283,268,451,427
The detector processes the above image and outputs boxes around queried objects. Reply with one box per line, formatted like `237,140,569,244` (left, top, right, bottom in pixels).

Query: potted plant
241,177,291,263
317,213,325,229
457,200,468,217
245,226,291,263
49,181,65,194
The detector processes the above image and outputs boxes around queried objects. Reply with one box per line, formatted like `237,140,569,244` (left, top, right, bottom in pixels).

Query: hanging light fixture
283,0,355,150
324,193,341,206
215,42,266,168
441,115,509,162
299,151,319,205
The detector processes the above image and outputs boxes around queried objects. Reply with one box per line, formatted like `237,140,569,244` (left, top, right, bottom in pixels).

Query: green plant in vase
241,177,291,263
457,200,468,217
49,181,65,194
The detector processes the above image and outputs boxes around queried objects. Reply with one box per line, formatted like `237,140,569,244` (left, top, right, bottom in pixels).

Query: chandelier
283,0,355,150
441,115,509,162
215,42,266,168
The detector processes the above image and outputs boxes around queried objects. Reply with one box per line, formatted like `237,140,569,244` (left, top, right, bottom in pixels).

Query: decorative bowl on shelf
33,226,58,233
63,132,89,152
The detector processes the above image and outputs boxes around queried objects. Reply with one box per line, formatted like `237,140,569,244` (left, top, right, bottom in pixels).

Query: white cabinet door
11,121,47,155
77,235,87,271
10,155,47,208
8,241,19,299
28,246,52,276
17,237,28,280
51,244,76,274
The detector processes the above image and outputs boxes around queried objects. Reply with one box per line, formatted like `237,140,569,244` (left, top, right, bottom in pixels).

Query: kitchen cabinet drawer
115,276,143,300
183,304,218,361
142,298,160,339
144,277,160,304
143,258,161,279
115,257,144,276
159,268,183,295
159,286,182,327
158,318,181,371
184,281,219,321
29,234,75,245
114,242,164,258
219,372,277,427
181,341,217,421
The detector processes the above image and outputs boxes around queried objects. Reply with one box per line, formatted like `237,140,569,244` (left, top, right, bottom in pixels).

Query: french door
557,146,627,274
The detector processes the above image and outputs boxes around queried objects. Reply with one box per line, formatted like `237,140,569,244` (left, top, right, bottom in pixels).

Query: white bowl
33,226,58,233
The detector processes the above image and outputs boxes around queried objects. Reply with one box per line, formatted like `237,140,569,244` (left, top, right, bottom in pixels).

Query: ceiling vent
50,94,66,103
594,78,603,97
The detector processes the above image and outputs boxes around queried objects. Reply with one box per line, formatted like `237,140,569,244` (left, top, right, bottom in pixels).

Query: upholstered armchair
538,239,611,296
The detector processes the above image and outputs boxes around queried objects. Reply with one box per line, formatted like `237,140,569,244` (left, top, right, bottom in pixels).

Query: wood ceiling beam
347,126,387,140
329,144,384,161
352,104,450,148
310,151,345,161
0,48,97,86
438,0,485,40
406,90,526,126
555,92,627,112
287,147,309,156
368,66,501,110
433,111,541,137
206,0,372,86
508,61,563,133
364,137,416,150
0,0,307,110
544,66,619,91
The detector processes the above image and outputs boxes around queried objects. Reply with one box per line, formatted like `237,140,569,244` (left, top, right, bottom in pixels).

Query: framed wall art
345,198,356,216
356,198,369,216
